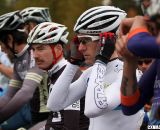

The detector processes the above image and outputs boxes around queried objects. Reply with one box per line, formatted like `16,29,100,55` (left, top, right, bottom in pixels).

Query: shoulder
82,67,92,76
110,59,123,73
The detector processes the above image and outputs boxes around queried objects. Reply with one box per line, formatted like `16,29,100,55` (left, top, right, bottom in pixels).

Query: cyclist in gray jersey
20,7,53,126
0,8,52,130
0,11,48,130
0,11,32,130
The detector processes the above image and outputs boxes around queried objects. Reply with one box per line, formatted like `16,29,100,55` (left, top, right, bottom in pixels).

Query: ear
7,34,13,42
55,44,63,52
28,22,37,32
7,34,14,47
54,44,63,57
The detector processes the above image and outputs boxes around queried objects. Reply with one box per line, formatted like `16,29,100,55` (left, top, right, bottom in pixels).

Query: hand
96,32,116,64
116,35,136,62
119,17,135,36
69,36,84,66
120,16,148,36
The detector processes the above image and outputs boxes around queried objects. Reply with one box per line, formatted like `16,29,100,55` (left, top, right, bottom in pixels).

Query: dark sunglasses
138,59,152,65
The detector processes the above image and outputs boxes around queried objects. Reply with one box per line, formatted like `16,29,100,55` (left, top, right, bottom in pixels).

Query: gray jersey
13,49,35,82
9,49,49,123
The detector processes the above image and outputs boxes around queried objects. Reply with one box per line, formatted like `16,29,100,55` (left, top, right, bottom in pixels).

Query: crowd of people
0,0,159,130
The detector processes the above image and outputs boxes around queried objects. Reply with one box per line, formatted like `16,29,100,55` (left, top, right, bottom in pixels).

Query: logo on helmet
86,30,101,34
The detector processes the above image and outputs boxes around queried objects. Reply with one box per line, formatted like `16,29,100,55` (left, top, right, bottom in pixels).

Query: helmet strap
47,44,63,70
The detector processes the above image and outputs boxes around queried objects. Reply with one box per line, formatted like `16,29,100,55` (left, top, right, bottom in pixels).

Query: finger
119,19,127,36
115,43,121,53
118,25,123,37
121,35,128,46
116,37,125,50
115,40,124,56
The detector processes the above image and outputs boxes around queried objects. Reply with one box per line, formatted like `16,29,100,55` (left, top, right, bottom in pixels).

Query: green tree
0,0,12,15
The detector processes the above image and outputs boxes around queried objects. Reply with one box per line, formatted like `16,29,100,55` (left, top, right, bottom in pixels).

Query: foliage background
0,0,142,39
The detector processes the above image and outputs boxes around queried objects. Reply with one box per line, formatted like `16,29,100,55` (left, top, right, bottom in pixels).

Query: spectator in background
137,58,153,130
138,58,153,73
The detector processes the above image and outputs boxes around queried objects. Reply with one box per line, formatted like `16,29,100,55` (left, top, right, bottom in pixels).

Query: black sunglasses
138,59,152,65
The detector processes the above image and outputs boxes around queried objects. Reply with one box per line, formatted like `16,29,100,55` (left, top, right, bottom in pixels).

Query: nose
78,43,86,52
141,63,148,72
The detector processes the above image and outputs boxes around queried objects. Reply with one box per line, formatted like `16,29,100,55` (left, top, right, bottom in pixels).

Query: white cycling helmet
141,0,160,17
0,11,29,58
28,22,69,68
27,22,69,45
20,7,52,23
0,10,24,31
74,6,126,35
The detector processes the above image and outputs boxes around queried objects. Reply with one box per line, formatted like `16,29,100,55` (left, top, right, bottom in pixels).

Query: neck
55,55,63,63
110,50,118,60
47,55,64,71
17,43,27,53
48,57,67,76
15,43,29,57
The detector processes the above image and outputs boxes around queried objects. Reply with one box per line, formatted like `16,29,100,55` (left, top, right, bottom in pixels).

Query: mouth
84,54,89,58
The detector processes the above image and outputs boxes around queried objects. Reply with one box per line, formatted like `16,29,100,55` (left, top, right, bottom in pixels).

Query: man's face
137,58,153,73
31,44,54,70
7,34,26,55
141,0,151,9
77,34,100,65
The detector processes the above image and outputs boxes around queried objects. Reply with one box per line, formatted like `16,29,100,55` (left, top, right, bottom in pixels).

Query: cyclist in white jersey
47,6,143,130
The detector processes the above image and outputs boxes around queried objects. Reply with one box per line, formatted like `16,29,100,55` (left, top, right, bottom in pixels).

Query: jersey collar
48,58,67,77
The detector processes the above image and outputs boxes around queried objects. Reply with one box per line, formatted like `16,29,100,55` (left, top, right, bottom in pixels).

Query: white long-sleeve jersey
47,59,143,130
